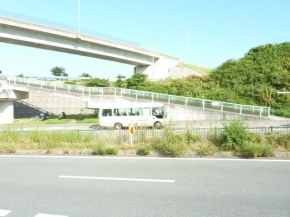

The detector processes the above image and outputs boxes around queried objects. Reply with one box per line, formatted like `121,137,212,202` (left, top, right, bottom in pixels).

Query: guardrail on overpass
7,76,271,118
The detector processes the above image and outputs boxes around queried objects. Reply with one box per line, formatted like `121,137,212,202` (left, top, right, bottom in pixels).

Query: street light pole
152,38,155,80
179,31,188,64
78,0,81,37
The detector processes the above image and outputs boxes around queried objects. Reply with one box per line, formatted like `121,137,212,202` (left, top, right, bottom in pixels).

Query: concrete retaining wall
14,87,266,121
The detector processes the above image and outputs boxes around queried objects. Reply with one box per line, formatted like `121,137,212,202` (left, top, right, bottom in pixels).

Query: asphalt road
1,116,290,132
0,155,290,217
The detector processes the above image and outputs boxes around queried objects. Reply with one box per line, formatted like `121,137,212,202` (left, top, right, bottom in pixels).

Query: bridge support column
0,75,29,124
0,101,13,124
135,57,179,80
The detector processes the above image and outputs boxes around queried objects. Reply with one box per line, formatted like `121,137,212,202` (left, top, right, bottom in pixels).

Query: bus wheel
114,122,123,130
154,121,162,129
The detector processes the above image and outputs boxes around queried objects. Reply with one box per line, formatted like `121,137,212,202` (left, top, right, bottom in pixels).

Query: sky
0,0,289,80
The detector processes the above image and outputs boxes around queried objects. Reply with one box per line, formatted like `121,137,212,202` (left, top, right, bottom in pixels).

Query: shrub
221,119,251,151
264,132,277,145
185,130,201,144
198,145,218,157
137,145,151,156
159,142,185,157
207,127,223,146
249,133,263,143
106,146,118,155
92,144,118,155
242,143,275,158
276,133,290,149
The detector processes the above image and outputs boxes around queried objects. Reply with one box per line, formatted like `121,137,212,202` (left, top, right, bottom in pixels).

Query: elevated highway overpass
0,15,179,80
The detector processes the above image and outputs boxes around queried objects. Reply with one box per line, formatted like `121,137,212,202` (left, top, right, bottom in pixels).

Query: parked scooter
58,112,66,120
40,112,50,121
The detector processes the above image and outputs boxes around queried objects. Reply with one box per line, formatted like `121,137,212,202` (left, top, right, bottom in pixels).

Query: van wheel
114,122,123,130
154,121,162,129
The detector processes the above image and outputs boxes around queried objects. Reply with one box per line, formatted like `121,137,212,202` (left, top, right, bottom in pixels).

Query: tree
17,73,25,77
115,74,126,88
85,78,110,87
126,73,148,89
50,66,68,77
79,73,91,77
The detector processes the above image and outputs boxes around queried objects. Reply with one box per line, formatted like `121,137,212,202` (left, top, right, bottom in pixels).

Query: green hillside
70,42,290,117
121,42,290,117
209,42,290,116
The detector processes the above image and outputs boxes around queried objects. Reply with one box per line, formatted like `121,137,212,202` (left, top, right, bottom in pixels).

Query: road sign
129,126,135,135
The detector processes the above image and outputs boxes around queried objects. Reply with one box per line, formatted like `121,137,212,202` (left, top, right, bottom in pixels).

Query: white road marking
60,175,175,183
35,214,68,217
1,155,290,162
0,210,11,216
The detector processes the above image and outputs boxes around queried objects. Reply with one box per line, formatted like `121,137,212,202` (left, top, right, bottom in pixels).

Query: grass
177,62,212,76
1,117,290,158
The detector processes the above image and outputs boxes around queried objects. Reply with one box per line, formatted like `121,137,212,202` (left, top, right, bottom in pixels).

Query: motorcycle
40,112,50,121
58,111,66,120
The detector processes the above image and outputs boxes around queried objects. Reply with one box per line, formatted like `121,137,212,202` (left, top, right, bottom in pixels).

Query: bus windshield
152,106,166,119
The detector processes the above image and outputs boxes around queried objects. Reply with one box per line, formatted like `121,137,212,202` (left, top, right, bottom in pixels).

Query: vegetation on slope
62,42,290,117
111,42,290,117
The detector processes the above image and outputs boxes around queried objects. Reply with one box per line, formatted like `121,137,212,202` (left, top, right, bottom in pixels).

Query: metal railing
1,126,289,142
7,76,271,118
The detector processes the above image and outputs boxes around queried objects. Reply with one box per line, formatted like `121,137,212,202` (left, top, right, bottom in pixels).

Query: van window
102,109,112,117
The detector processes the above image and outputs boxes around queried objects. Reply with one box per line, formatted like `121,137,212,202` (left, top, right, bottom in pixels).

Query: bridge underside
0,16,180,79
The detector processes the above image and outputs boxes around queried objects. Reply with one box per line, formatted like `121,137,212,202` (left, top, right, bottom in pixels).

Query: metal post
152,39,155,80
78,0,81,37
179,31,189,63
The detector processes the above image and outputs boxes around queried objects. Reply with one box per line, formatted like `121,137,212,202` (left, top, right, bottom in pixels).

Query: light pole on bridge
152,38,155,80
179,31,189,64
78,0,81,37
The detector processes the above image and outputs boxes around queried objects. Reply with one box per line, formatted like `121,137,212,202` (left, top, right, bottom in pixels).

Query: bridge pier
135,57,179,80
0,75,29,124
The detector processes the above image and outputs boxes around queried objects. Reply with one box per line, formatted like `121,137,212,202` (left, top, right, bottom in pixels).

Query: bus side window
118,108,127,116
102,109,112,117
143,108,150,116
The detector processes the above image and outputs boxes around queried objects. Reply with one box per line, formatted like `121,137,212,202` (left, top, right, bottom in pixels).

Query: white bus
93,102,167,129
